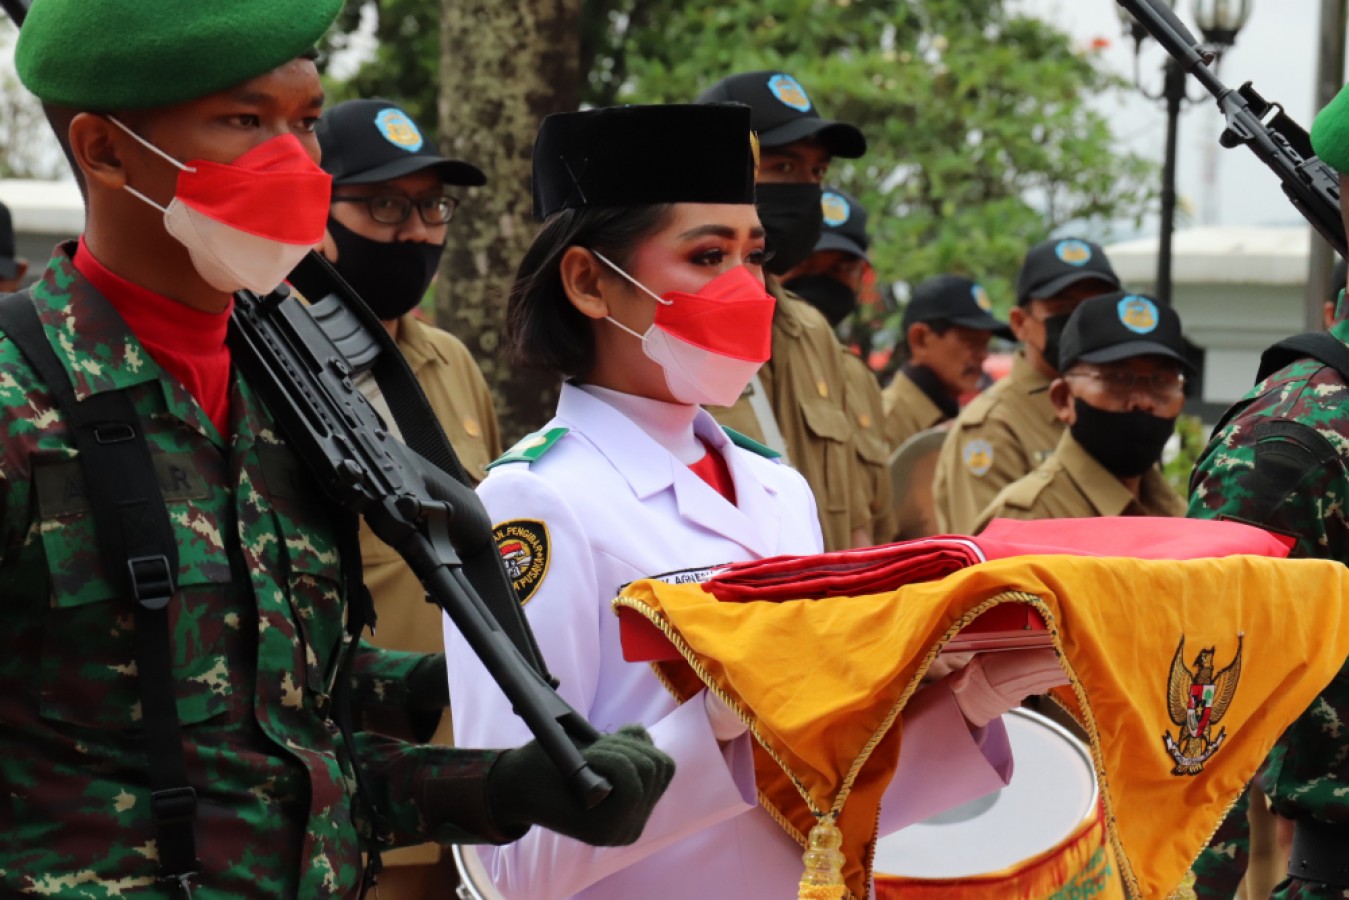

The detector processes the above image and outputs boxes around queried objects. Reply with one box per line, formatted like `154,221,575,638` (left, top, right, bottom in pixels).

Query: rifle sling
0,292,198,894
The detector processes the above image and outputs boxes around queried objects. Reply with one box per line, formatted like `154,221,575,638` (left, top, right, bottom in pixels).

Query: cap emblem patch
821,191,850,227
374,108,424,153
972,284,993,312
767,74,812,112
1118,295,1160,334
963,439,994,476
1055,239,1093,266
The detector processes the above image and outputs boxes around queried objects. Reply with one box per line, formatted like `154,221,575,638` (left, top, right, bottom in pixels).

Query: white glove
703,689,749,742
949,648,1068,728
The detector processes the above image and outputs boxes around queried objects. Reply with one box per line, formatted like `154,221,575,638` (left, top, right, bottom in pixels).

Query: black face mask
756,182,824,276
1039,314,1071,373
328,218,444,321
1070,397,1176,479
783,274,858,327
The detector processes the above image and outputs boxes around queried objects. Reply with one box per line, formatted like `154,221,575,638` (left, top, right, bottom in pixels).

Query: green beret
16,0,343,110
1312,83,1349,175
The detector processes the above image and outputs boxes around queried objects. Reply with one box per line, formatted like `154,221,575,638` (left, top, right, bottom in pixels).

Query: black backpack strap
1256,332,1349,385
0,292,198,896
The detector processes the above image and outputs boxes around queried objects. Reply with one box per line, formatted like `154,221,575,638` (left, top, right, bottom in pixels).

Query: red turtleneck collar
73,238,233,438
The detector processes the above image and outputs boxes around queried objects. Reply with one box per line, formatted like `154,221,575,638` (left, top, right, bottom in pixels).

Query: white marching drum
453,844,505,900
873,706,1099,877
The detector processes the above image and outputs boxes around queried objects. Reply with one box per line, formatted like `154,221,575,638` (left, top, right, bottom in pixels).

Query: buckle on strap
129,555,174,610
151,786,198,825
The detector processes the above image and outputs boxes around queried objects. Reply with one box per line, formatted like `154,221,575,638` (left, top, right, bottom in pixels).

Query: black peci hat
1015,237,1120,306
531,104,758,221
317,99,486,187
813,187,869,260
696,72,866,158
1058,292,1193,372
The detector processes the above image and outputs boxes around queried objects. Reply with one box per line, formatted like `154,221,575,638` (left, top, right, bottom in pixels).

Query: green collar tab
487,427,570,470
722,426,782,460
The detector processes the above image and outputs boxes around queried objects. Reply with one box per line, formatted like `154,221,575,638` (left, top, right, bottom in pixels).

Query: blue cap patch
767,74,812,113
821,191,850,227
1118,295,1159,334
972,283,993,312
1055,239,1093,267
374,108,424,153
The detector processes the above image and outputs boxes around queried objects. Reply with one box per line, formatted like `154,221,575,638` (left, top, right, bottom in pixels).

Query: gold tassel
798,818,847,900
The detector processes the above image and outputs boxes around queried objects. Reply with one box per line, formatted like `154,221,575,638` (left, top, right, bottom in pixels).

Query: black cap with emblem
696,71,866,158
1015,237,1120,305
531,104,758,221
317,98,486,187
1058,291,1193,372
902,275,1011,337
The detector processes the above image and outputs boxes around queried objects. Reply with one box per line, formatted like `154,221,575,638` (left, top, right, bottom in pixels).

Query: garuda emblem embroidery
1163,635,1243,776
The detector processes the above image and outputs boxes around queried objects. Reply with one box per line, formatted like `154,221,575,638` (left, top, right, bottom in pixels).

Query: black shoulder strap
1256,332,1349,385
0,292,198,896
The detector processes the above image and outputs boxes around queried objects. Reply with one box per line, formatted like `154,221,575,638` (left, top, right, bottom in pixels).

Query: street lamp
1118,0,1251,306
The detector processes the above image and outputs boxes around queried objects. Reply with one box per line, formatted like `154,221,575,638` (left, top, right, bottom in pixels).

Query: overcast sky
1017,0,1328,231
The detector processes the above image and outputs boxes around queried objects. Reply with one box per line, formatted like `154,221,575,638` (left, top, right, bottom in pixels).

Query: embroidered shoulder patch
963,438,994,476
494,519,551,604
487,427,569,470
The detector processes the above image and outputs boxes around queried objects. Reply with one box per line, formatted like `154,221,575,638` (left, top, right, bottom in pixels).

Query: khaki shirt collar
769,278,806,338
1010,351,1057,422
394,313,440,374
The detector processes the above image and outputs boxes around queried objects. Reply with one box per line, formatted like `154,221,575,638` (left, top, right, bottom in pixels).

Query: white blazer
446,384,1009,900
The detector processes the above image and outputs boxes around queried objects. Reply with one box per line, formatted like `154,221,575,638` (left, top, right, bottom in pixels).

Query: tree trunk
436,0,581,445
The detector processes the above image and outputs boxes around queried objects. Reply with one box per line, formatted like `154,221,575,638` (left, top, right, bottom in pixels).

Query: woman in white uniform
445,103,1066,899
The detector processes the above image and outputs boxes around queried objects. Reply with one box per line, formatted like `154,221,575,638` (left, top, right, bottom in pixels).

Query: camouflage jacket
1187,316,1349,896
0,250,508,898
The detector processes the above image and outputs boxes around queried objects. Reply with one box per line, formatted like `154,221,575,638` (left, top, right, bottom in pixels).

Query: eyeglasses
332,193,459,226
1065,367,1185,398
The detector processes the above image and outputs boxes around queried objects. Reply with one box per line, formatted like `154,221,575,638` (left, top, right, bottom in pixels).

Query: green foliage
320,0,439,125
1163,412,1207,498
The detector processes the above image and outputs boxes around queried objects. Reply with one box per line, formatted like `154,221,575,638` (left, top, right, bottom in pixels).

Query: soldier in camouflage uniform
1186,83,1349,900
0,1,672,896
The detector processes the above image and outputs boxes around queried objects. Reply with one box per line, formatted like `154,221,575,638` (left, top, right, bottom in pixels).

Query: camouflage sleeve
1186,790,1250,898
354,731,524,847
349,642,447,742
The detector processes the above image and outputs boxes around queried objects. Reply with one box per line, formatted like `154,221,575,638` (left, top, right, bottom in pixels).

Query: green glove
486,725,675,846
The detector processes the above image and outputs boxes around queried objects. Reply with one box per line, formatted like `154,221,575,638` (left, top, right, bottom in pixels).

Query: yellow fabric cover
613,554,1349,899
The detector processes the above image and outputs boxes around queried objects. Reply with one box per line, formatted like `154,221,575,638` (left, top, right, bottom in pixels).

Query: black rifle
1117,0,1346,257
231,253,611,808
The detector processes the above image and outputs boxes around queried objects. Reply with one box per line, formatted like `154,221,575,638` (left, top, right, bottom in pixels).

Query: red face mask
595,251,776,406
111,117,332,294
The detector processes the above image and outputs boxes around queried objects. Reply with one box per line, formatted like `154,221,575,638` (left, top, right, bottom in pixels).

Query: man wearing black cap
0,200,28,292
696,71,872,550
782,187,895,544
974,292,1188,529
883,275,1009,452
316,97,503,899
933,237,1122,534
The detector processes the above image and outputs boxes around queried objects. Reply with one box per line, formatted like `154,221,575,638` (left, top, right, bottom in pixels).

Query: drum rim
451,843,504,900
1004,705,1099,811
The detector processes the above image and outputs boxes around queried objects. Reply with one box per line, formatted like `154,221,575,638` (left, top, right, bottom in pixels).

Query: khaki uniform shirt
933,352,1062,534
710,284,860,550
357,314,502,868
974,430,1185,530
881,369,948,452
841,350,895,543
